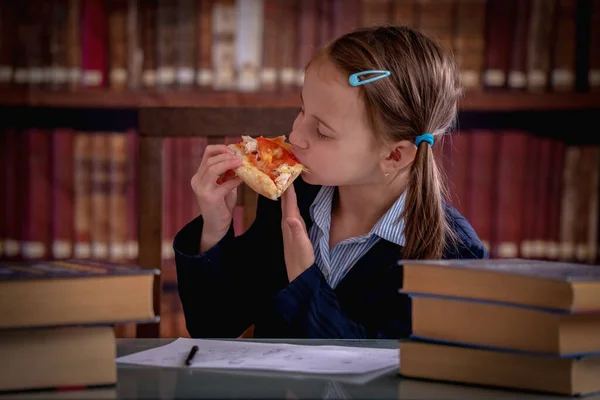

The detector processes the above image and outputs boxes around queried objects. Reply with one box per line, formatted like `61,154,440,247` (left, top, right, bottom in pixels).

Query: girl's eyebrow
300,92,338,133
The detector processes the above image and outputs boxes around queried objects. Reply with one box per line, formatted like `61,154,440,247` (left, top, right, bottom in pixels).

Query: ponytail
401,139,455,259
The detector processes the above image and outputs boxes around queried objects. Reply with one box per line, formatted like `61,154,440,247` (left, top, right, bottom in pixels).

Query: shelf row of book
1,127,599,270
1,0,599,93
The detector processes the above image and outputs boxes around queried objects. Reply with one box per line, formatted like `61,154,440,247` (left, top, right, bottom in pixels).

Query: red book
81,0,108,88
467,130,498,254
20,128,52,260
444,131,471,219
2,128,21,260
493,130,529,258
51,128,75,259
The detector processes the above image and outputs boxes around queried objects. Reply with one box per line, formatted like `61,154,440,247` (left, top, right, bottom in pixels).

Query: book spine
127,0,143,90
4,128,20,260
176,0,197,89
212,0,237,90
453,0,486,91
91,133,111,260
81,0,108,88
260,0,279,91
108,0,129,90
48,0,70,90
414,0,456,54
493,130,529,258
507,0,531,90
526,0,557,92
550,0,577,92
74,132,93,259
108,132,129,261
468,130,498,253
51,128,75,259
141,0,157,88
482,0,518,90
0,0,16,87
444,131,471,220
296,0,318,87
66,0,82,90
156,0,178,89
21,128,52,260
126,129,139,262
277,0,299,91
235,0,263,92
196,0,214,88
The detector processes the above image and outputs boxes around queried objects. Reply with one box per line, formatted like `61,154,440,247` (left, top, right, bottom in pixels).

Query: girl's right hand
191,144,243,251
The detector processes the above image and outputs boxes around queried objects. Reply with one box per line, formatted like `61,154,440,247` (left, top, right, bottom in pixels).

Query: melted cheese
241,136,257,153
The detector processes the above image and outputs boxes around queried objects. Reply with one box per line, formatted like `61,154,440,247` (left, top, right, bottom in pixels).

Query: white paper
116,338,399,375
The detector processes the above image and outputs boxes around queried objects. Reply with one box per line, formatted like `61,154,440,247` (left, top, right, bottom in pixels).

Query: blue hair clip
415,133,434,147
349,70,391,86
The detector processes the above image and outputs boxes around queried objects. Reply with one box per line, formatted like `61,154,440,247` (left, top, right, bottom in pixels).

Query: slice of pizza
227,135,307,200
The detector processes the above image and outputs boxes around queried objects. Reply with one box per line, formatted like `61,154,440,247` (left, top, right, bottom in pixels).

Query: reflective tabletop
4,338,597,399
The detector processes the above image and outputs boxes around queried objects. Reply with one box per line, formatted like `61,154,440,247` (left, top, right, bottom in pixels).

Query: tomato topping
216,169,237,184
256,137,298,168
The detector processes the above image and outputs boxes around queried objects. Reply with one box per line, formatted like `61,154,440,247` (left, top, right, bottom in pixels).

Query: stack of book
0,259,158,393
398,258,600,396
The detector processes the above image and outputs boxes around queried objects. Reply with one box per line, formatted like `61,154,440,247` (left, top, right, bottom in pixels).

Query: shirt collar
309,186,406,246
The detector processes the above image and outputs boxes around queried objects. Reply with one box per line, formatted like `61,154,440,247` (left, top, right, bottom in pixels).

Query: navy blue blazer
173,177,488,339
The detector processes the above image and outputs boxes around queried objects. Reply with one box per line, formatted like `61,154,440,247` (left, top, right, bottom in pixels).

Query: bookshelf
2,0,600,340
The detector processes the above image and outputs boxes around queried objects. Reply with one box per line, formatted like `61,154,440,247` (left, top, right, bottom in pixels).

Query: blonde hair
314,25,461,259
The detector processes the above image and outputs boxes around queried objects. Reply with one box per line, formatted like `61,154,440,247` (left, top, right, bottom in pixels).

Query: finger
203,144,235,160
199,152,240,175
281,184,301,219
204,158,243,186
286,217,308,238
206,152,241,168
215,176,243,196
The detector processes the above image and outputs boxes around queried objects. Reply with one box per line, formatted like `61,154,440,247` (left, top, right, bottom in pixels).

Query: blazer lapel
335,239,403,294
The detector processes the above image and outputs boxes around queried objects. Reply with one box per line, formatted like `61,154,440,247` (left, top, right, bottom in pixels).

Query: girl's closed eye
316,128,329,139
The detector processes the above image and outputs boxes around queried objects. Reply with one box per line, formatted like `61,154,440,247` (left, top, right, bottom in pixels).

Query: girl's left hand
281,184,315,282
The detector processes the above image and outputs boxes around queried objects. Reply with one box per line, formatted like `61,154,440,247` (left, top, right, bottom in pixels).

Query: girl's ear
380,140,417,175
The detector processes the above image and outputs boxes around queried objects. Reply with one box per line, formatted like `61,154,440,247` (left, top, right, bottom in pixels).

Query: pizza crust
228,142,303,200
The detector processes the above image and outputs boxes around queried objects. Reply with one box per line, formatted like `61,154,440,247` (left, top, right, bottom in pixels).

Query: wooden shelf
458,91,600,111
1,89,600,111
0,89,303,108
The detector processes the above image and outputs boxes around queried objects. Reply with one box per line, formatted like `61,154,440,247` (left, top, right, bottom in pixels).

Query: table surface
4,338,597,399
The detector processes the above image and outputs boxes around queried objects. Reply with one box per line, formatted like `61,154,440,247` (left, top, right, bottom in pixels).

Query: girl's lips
292,149,304,164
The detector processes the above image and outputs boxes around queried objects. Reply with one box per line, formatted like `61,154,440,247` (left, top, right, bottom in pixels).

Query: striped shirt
308,186,407,289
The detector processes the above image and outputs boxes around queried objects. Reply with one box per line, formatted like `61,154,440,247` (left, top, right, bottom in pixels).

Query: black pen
185,345,199,366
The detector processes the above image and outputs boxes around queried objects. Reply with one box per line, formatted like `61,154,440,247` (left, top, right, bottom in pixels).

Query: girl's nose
289,124,309,150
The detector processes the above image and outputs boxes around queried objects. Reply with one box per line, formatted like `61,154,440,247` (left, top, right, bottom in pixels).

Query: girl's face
289,59,385,187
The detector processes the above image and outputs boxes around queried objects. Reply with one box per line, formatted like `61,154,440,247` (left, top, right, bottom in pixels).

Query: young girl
174,25,488,339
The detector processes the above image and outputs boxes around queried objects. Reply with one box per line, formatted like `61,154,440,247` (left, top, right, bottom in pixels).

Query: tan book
411,294,600,355
0,259,157,329
401,258,600,311
0,327,116,392
108,0,129,91
400,340,600,396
